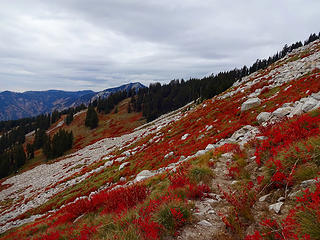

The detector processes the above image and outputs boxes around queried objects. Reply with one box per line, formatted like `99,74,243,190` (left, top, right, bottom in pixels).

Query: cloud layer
0,0,319,92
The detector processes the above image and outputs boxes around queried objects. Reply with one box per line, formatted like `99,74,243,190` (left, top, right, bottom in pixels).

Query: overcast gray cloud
0,0,319,92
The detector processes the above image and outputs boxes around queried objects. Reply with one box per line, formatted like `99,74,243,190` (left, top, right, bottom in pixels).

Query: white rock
288,190,301,199
257,112,271,124
119,162,130,171
195,150,206,157
197,134,205,140
289,102,304,117
123,151,131,157
300,179,318,188
269,202,283,214
198,220,213,227
272,107,292,118
205,144,215,151
105,160,114,167
181,134,189,140
206,125,213,131
311,92,320,101
259,193,271,202
241,98,261,111
302,99,318,112
207,210,216,215
164,151,174,159
221,152,233,158
135,170,154,182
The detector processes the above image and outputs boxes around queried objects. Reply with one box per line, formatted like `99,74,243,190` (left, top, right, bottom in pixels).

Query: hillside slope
0,82,145,121
0,40,320,239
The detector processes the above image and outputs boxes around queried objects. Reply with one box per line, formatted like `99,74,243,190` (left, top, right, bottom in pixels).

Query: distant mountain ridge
0,82,145,121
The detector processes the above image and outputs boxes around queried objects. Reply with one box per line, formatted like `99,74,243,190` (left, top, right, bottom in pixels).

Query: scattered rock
195,150,206,157
311,92,320,101
302,98,318,112
105,160,114,167
181,134,189,140
205,144,215,151
241,98,261,111
197,134,205,140
288,190,301,199
272,107,292,118
259,193,271,202
289,102,304,117
221,152,233,158
198,220,213,227
164,151,174,159
207,210,216,215
257,112,271,124
135,170,154,182
269,202,283,214
119,162,130,171
206,125,213,131
300,179,318,188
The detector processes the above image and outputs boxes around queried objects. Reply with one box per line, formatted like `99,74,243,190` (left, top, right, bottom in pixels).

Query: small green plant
154,201,191,235
188,166,214,184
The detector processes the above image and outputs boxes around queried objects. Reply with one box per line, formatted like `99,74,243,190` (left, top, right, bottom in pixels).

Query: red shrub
187,184,211,200
255,114,320,165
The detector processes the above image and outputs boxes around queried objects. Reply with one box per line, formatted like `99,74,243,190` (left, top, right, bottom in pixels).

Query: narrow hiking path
173,153,238,239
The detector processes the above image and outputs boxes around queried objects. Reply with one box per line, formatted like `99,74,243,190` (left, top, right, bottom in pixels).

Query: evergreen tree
33,129,47,150
0,152,10,178
85,106,99,129
42,129,73,159
65,111,74,125
26,143,34,160
13,144,26,169
42,134,52,160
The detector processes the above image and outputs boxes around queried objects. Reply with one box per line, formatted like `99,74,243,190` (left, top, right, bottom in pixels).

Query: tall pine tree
85,106,99,129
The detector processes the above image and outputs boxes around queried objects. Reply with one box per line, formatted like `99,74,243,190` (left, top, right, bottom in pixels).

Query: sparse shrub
155,202,190,235
293,163,318,182
187,183,211,200
188,166,213,184
218,182,257,237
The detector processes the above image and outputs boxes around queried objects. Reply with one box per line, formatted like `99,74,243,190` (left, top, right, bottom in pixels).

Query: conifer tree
26,143,34,159
65,111,74,125
85,106,99,129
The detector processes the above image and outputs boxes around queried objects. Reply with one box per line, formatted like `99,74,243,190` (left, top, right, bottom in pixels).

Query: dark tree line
0,104,85,179
96,90,135,114
0,144,26,178
85,105,99,129
130,33,320,122
42,129,73,159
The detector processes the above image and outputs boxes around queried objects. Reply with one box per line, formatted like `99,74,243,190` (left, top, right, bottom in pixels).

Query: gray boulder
269,202,283,214
135,170,154,182
289,102,304,117
119,162,130,171
311,92,320,101
272,107,292,118
241,98,261,111
302,98,318,112
257,112,271,124
198,220,213,227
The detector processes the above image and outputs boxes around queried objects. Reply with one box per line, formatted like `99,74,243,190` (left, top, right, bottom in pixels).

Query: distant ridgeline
0,33,319,179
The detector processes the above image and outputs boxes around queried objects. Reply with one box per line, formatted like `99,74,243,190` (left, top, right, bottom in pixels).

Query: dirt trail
175,154,236,240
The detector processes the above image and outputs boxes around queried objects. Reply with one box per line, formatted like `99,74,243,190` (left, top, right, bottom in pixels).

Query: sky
0,0,319,92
